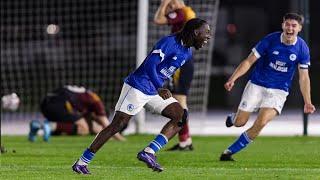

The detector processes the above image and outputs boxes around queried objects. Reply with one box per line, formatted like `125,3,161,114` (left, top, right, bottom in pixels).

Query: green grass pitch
1,135,319,179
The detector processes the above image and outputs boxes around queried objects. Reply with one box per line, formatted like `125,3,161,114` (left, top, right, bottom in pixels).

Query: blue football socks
145,134,168,154
227,131,253,154
79,148,95,165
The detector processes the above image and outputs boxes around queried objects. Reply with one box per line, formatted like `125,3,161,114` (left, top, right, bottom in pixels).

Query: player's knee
171,110,183,123
162,102,184,121
117,119,129,131
177,109,188,127
111,113,131,132
234,115,249,127
256,120,268,128
234,120,246,127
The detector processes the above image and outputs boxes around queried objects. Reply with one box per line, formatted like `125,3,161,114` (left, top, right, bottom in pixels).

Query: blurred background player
1,93,20,153
28,85,125,142
72,18,211,174
154,0,196,151
220,13,316,161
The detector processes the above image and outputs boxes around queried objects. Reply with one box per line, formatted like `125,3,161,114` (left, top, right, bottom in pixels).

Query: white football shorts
115,83,178,115
238,81,289,114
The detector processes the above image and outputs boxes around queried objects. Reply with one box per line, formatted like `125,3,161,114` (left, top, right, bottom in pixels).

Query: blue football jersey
250,32,310,92
125,35,193,95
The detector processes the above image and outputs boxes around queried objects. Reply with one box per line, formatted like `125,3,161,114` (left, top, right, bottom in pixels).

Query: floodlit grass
1,135,320,179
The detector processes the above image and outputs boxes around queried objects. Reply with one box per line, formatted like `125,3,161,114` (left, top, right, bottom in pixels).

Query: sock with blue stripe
226,131,253,155
78,148,95,165
144,134,168,154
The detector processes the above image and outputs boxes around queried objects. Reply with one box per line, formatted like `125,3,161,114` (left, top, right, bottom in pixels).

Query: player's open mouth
286,32,294,36
203,37,210,44
200,41,207,48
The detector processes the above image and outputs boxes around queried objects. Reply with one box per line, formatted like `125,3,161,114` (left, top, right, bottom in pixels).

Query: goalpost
1,0,219,134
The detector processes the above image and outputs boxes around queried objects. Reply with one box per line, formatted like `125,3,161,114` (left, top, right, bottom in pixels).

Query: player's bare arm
224,52,258,91
154,0,171,25
298,68,316,114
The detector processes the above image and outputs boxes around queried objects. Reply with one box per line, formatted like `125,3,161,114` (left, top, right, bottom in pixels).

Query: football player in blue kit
72,18,211,174
220,13,316,161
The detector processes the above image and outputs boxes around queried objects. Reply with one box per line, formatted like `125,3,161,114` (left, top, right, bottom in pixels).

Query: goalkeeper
28,85,125,142
154,0,196,151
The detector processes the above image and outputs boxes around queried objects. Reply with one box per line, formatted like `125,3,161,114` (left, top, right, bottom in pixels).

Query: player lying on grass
72,18,211,174
220,13,316,161
28,85,125,142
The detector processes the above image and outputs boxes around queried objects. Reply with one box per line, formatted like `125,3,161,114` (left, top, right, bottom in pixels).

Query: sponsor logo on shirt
269,60,288,72
160,66,176,78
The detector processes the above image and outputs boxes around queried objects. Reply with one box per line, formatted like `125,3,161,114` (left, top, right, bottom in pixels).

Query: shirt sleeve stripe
252,48,261,59
152,49,165,62
299,64,310,69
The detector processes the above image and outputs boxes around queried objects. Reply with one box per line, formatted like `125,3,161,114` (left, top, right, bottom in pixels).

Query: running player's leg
246,108,277,139
245,88,288,140
138,97,183,172
226,109,251,128
220,84,287,161
220,108,277,161
73,83,145,174
220,81,262,160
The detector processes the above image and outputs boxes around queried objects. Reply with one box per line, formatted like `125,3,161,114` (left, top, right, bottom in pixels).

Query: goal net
1,0,219,134
1,0,138,124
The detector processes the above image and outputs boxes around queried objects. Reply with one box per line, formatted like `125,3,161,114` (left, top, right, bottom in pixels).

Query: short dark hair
283,13,304,25
176,18,208,46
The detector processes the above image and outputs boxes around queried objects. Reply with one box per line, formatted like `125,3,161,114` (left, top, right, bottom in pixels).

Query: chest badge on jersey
289,54,297,61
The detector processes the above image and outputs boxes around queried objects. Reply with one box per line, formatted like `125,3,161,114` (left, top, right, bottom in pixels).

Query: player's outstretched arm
298,68,316,114
224,52,258,91
154,0,171,25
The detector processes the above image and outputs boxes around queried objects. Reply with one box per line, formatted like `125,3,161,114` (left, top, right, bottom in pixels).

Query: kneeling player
28,85,125,142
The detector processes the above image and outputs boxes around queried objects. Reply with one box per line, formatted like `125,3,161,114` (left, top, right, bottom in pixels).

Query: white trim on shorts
115,83,178,115
238,81,289,114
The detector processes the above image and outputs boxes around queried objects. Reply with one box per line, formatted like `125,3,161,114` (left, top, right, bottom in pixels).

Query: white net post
134,0,149,134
